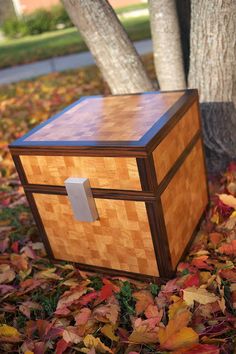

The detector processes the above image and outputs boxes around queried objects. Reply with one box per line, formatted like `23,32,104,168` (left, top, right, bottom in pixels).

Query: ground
0,58,236,353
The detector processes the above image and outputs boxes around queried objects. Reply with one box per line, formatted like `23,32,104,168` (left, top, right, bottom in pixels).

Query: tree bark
148,0,186,90
188,0,236,174
62,0,154,94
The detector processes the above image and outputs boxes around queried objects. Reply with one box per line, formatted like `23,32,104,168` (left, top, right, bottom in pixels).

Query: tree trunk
188,0,236,174
148,0,186,90
62,0,154,94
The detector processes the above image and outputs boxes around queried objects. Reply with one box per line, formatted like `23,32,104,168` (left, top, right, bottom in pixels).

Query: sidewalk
0,39,152,85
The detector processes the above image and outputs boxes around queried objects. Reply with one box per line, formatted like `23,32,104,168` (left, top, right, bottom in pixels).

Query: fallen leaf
133,290,154,315
93,303,119,325
183,287,219,307
101,324,119,341
218,240,236,255
56,338,70,354
35,267,62,280
218,194,236,209
62,326,82,344
168,296,189,319
0,264,15,284
19,301,42,319
172,343,220,353
83,334,112,353
0,324,21,342
128,317,160,344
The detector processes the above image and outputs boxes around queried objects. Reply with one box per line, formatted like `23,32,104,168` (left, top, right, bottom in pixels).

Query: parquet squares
161,139,208,268
33,194,159,276
20,155,141,190
24,92,183,142
153,102,200,182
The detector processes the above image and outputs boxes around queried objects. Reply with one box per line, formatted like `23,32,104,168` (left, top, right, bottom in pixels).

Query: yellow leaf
183,287,219,307
168,296,189,319
159,326,198,350
24,351,34,354
0,324,20,338
158,310,191,346
101,324,119,342
35,267,62,280
84,334,112,353
218,194,236,209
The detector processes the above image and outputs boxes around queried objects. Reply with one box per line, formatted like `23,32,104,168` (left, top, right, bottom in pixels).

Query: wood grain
33,194,159,276
153,101,200,182
24,93,183,142
20,155,142,190
161,139,208,268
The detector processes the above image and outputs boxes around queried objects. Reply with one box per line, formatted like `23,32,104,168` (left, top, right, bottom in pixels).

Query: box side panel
153,101,200,183
161,139,208,268
33,194,159,277
20,155,142,190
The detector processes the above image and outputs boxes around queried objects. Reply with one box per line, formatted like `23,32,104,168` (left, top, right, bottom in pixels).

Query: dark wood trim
144,155,173,278
9,146,147,158
137,158,157,191
12,155,28,185
25,191,54,258
158,131,201,195
51,257,164,283
23,184,156,202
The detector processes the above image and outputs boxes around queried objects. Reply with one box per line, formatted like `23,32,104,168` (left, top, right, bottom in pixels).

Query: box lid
10,90,197,152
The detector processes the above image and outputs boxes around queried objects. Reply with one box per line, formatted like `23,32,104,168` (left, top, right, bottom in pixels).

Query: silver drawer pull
65,177,98,222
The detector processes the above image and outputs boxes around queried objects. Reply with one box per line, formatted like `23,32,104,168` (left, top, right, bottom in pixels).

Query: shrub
1,5,73,38
2,18,28,38
24,9,53,35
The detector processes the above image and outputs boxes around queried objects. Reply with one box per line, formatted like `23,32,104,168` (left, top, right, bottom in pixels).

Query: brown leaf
93,303,119,325
133,290,154,315
0,264,15,284
128,317,160,344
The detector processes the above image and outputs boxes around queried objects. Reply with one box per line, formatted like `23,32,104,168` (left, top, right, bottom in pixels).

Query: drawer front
161,139,208,268
20,155,142,190
33,194,159,277
153,101,200,183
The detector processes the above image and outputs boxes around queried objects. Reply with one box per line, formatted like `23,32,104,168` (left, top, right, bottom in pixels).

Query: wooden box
10,90,208,279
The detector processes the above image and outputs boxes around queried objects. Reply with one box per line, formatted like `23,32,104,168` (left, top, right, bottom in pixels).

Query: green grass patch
0,8,150,69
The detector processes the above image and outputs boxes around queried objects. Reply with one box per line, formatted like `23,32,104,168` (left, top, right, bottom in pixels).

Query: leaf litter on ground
0,57,236,353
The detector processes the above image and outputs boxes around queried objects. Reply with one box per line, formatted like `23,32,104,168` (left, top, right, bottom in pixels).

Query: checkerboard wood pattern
20,155,142,190
153,102,200,183
24,92,183,142
33,194,159,276
161,139,208,268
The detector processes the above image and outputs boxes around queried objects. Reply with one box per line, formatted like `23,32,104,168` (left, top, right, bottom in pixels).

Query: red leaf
183,273,200,288
11,241,19,254
220,268,236,282
191,256,212,270
209,233,223,246
218,240,236,255
173,343,220,354
98,284,113,302
56,338,69,354
79,291,98,306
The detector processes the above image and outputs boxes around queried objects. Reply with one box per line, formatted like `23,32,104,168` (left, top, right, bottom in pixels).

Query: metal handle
65,177,98,222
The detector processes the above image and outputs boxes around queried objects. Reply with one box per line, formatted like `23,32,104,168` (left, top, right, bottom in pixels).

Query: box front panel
153,101,200,183
160,139,208,268
33,194,159,276
20,155,142,190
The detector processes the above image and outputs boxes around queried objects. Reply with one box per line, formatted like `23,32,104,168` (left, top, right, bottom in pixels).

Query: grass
0,5,150,69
